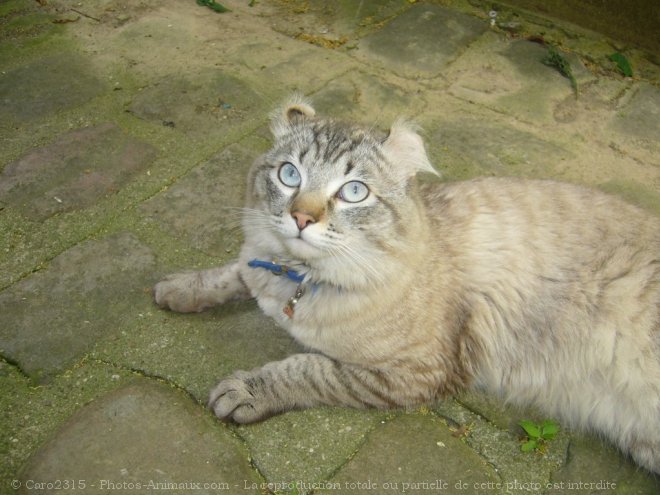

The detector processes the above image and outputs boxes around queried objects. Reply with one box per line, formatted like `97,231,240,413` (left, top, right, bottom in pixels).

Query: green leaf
608,53,633,77
541,420,559,440
196,0,230,13
521,440,538,452
519,420,541,439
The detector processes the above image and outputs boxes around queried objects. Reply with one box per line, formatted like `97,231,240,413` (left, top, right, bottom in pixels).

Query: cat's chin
283,237,325,261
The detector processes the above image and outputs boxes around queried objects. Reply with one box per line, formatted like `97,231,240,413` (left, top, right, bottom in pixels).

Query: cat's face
244,97,437,288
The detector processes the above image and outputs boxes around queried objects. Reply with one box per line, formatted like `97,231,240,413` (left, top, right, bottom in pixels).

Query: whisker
326,238,385,287
215,206,283,236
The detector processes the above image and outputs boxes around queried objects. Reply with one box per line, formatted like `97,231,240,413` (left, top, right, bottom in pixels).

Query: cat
153,96,660,474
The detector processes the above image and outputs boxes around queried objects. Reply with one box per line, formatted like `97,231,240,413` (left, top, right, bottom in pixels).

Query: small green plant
543,45,578,97
608,53,633,77
519,419,559,453
196,0,230,13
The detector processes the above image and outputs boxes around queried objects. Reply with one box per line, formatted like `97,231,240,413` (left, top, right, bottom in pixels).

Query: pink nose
292,211,316,231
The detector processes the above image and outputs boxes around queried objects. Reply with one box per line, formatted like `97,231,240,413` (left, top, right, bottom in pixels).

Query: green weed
196,0,230,13
543,45,578,97
608,53,633,77
519,419,559,453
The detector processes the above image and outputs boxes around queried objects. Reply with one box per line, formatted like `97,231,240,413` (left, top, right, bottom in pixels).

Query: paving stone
433,398,567,490
422,112,573,180
551,77,626,125
0,360,134,485
269,0,408,40
0,123,159,220
128,69,268,139
237,407,386,488
454,389,543,435
92,300,303,402
224,39,353,94
18,379,263,495
547,436,659,494
356,4,487,78
140,142,262,256
317,0,408,35
610,82,660,157
0,232,156,382
322,413,499,495
0,53,105,123
447,34,594,124
312,70,427,126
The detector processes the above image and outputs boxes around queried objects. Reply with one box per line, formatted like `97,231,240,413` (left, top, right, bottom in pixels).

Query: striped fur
154,98,660,473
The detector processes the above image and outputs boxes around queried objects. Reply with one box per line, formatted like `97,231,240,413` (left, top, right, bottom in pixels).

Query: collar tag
284,285,305,318
248,259,308,319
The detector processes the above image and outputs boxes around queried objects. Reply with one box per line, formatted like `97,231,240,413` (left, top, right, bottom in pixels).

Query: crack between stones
87,357,206,407
1,353,272,487
426,406,506,488
88,357,273,486
313,412,400,491
0,354,31,381
0,118,267,294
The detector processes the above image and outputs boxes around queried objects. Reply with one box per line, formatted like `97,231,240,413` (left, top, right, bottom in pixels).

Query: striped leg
208,353,409,423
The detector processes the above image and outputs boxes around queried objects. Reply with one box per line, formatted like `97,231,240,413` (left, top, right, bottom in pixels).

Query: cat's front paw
153,272,208,313
208,371,274,424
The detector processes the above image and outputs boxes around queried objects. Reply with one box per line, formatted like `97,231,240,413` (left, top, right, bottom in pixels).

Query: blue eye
278,162,301,187
338,181,369,203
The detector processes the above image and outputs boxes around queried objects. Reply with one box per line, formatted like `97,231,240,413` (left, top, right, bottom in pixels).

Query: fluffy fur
154,98,660,473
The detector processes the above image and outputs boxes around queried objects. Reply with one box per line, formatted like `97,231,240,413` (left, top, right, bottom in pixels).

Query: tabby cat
154,97,660,473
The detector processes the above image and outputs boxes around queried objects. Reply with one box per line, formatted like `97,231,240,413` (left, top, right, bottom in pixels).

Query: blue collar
247,259,306,284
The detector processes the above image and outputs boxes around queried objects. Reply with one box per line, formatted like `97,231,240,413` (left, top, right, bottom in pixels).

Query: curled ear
270,94,316,138
381,120,439,178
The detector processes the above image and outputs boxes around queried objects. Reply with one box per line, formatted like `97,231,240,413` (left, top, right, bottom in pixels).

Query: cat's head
245,96,438,288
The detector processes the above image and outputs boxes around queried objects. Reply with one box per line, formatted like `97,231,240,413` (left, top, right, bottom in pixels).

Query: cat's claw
208,371,272,424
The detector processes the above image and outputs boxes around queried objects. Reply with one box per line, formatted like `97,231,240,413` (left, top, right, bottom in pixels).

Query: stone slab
356,4,488,78
454,389,543,435
223,39,354,95
447,35,594,125
433,398,567,489
91,299,303,402
322,413,498,494
18,380,263,495
0,123,159,220
319,0,409,35
266,0,408,42
0,53,104,123
422,112,573,180
0,0,63,75
237,407,386,486
312,70,428,127
547,436,659,494
0,360,134,485
128,69,268,140
0,232,156,382
140,143,260,256
610,82,660,159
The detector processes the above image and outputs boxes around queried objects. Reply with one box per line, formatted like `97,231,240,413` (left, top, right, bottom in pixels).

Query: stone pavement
0,0,658,494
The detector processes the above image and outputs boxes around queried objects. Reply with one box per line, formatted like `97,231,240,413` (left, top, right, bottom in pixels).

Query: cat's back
421,177,659,260
420,176,659,344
